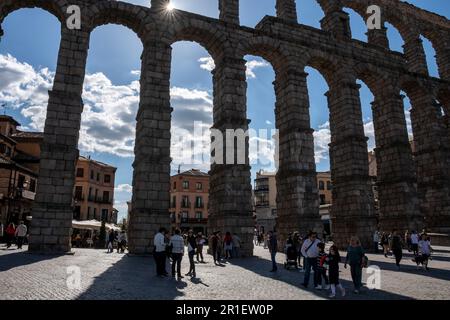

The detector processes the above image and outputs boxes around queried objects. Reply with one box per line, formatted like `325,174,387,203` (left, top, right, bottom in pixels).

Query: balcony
74,194,84,201
194,203,204,209
254,186,269,193
189,218,208,224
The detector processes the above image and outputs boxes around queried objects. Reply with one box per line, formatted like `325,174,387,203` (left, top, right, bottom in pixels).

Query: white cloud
313,121,331,164
198,56,270,79
115,184,133,193
265,120,272,125
130,70,141,76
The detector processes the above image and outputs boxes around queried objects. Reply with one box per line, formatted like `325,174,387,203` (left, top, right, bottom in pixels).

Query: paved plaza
0,244,449,300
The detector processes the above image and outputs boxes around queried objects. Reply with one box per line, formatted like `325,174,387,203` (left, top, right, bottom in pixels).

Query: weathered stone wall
1,0,448,253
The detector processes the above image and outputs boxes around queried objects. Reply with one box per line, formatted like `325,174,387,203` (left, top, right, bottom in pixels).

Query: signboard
22,190,36,200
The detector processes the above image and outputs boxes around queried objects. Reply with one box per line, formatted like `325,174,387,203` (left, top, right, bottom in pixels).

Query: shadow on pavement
77,254,186,300
227,255,414,300
0,248,61,272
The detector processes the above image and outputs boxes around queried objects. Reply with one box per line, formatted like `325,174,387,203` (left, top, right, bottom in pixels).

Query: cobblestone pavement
0,244,449,300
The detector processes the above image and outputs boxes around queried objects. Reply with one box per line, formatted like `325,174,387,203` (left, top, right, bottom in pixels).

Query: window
87,207,91,220
183,181,189,189
29,179,36,192
102,191,110,203
327,181,332,190
182,212,188,223
74,186,83,200
97,173,100,181
195,196,203,208
0,144,5,154
196,182,202,190
104,174,111,183
182,196,190,208
90,170,94,179
101,209,108,222
171,196,176,208
173,181,176,190
76,168,84,177
320,194,326,205
93,208,97,220
95,189,98,201
195,212,203,219
319,180,325,190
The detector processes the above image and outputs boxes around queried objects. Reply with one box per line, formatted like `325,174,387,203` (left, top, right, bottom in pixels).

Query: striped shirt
170,235,185,254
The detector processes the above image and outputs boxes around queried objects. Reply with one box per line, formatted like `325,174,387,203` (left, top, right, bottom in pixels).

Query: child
326,245,346,298
316,242,330,290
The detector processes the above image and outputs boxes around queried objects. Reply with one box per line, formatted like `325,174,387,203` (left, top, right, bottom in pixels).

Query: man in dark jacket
268,231,278,272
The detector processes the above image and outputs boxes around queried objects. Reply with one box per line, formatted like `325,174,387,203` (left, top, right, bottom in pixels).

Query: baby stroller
284,244,298,270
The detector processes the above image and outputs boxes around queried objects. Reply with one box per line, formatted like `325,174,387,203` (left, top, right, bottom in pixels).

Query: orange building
169,169,209,235
74,156,117,224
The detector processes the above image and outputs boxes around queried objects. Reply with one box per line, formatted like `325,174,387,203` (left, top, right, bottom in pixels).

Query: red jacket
6,225,15,236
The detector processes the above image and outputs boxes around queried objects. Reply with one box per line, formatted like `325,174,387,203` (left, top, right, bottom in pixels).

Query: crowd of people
153,228,242,280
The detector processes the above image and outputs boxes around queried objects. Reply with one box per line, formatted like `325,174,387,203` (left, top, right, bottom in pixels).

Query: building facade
169,169,209,235
254,170,277,234
74,156,117,224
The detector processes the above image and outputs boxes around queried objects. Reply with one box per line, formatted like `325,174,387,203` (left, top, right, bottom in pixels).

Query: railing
255,201,270,208
181,201,191,208
254,186,269,192
74,194,84,201
194,203,204,209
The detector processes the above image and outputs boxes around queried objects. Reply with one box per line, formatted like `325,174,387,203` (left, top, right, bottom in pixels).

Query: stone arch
85,1,150,42
303,53,340,88
164,17,231,63
0,0,67,25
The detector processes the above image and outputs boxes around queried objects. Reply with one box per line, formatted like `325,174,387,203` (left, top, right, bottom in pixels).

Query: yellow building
169,169,209,235
254,170,278,233
74,156,117,223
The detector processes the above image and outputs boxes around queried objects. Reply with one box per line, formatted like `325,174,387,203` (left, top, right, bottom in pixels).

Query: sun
166,3,175,11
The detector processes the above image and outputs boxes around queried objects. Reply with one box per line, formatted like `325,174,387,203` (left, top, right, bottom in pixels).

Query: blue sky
0,0,448,220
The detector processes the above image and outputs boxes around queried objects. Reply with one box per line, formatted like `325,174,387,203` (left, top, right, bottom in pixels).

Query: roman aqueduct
0,0,449,255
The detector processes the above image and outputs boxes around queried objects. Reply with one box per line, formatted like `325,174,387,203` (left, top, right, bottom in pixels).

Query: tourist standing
268,231,278,272
223,232,233,259
411,230,419,256
316,242,329,290
196,233,205,263
345,236,364,294
186,230,197,278
0,222,4,243
15,221,27,250
391,229,403,269
418,235,432,270
327,245,345,298
107,230,115,253
170,229,185,280
5,223,16,249
301,232,321,288
293,232,303,269
373,230,380,253
211,231,220,265
405,230,412,252
117,231,127,253
232,233,241,258
154,227,168,277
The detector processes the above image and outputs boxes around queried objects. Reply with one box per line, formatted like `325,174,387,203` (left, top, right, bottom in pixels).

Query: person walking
5,223,16,249
405,230,412,252
232,233,241,258
196,232,205,263
170,229,185,280
15,221,27,250
381,232,390,257
186,230,197,278
373,230,380,254
154,227,168,277
117,230,127,253
107,230,115,253
316,242,329,290
301,231,321,288
326,245,346,298
211,231,220,265
223,232,233,259
391,229,403,269
411,230,419,256
418,235,432,270
345,236,365,294
268,231,278,272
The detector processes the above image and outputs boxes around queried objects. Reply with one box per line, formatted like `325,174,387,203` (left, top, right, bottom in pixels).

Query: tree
97,220,106,249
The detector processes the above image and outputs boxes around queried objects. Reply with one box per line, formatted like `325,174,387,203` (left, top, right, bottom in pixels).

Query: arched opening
0,8,60,227
78,24,143,234
240,0,276,27
244,54,276,235
401,90,414,144
342,7,367,42
420,35,440,78
305,66,331,238
385,22,405,53
169,40,213,236
296,0,325,28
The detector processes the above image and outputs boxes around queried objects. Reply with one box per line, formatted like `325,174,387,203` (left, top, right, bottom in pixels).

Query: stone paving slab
0,244,449,300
